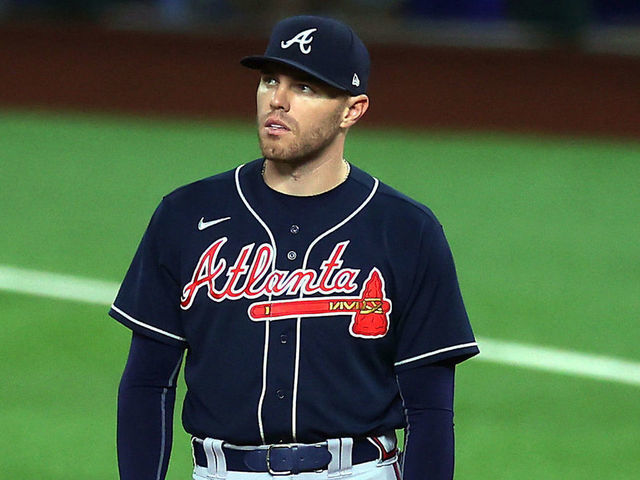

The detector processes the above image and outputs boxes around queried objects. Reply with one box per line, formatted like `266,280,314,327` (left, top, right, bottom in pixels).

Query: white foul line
0,264,117,305
475,337,640,387
1,264,639,387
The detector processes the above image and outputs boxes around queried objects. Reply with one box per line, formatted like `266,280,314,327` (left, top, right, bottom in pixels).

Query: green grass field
1,109,639,479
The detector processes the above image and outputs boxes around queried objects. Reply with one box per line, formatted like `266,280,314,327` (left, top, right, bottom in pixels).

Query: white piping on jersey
110,304,187,342
291,317,303,442
291,177,380,441
234,165,278,260
156,355,183,480
235,163,277,444
394,341,479,367
256,322,270,444
394,374,409,479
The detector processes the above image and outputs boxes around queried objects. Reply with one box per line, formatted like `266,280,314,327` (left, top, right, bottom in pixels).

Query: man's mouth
264,117,291,135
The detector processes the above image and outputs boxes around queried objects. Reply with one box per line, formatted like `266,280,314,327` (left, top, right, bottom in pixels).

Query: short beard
258,108,344,164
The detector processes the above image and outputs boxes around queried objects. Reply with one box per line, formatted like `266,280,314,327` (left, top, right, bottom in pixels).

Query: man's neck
262,153,350,197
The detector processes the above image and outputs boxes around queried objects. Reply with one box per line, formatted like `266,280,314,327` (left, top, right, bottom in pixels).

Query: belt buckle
266,444,295,476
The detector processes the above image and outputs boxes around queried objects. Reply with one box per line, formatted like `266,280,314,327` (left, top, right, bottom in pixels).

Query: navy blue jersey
109,159,479,445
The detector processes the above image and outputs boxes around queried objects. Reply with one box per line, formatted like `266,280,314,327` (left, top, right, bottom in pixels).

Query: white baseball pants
193,458,402,479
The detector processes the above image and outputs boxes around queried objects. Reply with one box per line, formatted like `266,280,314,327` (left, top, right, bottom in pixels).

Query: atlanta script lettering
180,239,359,309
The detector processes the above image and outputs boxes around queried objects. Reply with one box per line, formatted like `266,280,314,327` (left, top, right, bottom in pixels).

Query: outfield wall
1,24,639,138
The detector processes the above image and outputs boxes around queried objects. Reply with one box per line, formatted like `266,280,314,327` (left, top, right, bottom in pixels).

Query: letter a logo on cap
281,28,318,54
352,73,360,87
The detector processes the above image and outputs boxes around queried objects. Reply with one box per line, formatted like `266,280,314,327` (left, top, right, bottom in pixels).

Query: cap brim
240,55,349,94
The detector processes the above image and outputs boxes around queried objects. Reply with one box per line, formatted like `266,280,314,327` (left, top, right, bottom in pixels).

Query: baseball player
112,15,479,480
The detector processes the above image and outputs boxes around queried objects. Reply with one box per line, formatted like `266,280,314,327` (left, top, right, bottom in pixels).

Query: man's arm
396,362,456,480
118,332,185,480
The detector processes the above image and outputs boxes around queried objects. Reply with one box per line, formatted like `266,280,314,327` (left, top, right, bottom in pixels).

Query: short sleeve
109,198,187,347
394,222,479,371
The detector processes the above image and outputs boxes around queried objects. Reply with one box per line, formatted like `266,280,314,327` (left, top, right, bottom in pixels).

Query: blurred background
1,0,640,50
2,0,640,136
1,2,639,480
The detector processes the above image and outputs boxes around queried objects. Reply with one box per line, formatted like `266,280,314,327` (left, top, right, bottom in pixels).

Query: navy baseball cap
241,15,370,96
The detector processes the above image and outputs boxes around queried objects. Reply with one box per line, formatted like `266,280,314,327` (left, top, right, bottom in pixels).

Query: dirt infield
2,24,639,138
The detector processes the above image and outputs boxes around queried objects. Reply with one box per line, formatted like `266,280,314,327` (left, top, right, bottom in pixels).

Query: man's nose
270,84,290,111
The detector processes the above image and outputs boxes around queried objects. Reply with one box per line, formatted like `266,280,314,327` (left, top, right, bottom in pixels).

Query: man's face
256,66,349,164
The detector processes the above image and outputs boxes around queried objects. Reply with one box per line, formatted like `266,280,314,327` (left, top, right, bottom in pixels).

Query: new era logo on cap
240,15,370,96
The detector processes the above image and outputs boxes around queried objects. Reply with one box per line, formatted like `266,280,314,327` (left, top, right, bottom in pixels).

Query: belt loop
327,438,353,478
191,437,198,471
213,440,227,478
340,438,353,476
327,439,341,477
203,438,227,479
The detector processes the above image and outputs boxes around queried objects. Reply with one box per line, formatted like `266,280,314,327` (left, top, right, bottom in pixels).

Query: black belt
193,438,384,474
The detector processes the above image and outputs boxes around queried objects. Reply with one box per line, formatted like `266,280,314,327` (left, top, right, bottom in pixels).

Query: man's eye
262,76,277,85
298,84,314,93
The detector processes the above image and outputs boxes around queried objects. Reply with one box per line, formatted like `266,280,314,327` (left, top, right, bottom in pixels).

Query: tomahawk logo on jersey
109,159,479,445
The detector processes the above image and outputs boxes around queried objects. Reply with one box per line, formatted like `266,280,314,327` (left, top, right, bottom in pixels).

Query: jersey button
290,224,300,234
276,389,286,399
287,250,297,261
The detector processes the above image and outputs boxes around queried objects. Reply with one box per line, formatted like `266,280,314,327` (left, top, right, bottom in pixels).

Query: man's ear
340,95,370,129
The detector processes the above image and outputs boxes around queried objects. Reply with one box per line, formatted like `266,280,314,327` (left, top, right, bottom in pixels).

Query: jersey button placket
261,227,303,442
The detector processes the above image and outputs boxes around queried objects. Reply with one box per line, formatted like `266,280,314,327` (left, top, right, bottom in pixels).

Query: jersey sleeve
109,198,187,347
393,221,479,372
